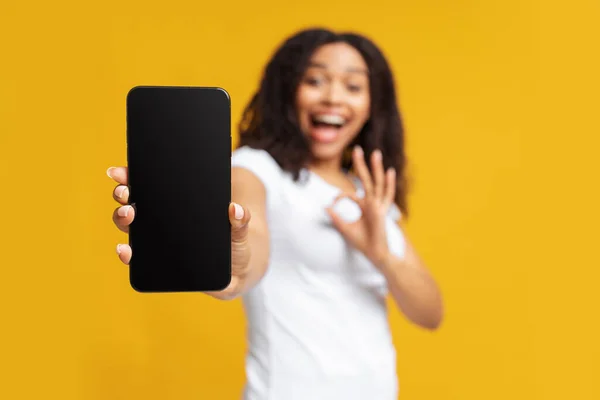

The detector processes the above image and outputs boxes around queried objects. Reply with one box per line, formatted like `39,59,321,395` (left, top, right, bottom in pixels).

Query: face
295,42,371,163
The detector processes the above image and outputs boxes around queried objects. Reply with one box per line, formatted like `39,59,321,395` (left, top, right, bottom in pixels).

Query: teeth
314,114,346,125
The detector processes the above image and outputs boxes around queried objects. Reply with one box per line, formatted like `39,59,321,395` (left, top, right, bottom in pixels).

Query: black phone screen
126,86,231,292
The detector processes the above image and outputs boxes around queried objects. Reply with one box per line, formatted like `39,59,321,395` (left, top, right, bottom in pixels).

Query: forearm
210,228,270,301
237,228,270,295
213,168,271,300
378,240,444,330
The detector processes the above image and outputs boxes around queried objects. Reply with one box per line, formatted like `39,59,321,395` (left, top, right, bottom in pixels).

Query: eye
305,76,324,86
347,84,364,93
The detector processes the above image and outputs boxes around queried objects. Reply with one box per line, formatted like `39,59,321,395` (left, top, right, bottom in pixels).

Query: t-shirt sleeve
387,202,402,222
386,219,406,259
231,146,283,206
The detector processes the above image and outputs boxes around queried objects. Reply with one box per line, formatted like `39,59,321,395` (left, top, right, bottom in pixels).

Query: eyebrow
307,61,368,75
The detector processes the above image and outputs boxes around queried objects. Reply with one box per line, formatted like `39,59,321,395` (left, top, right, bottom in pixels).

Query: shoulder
232,145,284,203
388,203,402,222
232,145,279,168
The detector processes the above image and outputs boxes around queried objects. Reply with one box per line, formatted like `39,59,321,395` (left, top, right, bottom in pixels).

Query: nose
323,81,344,105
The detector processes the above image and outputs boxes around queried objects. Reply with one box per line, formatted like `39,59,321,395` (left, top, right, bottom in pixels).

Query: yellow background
1,0,599,399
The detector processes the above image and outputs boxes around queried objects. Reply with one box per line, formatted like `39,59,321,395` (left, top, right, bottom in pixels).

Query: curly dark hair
237,28,410,217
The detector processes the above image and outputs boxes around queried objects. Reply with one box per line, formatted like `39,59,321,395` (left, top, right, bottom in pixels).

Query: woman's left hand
326,146,397,269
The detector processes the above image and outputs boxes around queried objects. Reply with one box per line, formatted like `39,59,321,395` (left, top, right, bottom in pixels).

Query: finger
112,205,135,233
371,149,385,200
352,146,374,196
107,166,128,186
383,168,396,208
113,185,130,205
116,243,132,265
205,276,240,300
332,191,365,209
326,207,352,238
229,202,251,244
327,192,363,239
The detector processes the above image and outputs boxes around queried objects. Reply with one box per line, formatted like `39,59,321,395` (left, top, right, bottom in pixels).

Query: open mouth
308,114,348,143
310,114,347,129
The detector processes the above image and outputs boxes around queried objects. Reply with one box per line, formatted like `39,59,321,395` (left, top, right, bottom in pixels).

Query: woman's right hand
107,166,253,300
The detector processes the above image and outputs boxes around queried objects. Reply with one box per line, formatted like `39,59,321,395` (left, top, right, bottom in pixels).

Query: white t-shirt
231,146,406,400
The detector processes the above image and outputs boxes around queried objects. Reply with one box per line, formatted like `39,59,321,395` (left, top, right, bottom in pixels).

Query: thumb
326,207,353,239
229,202,251,243
326,192,362,239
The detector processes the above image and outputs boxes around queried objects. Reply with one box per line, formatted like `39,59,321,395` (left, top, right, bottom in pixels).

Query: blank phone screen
126,86,231,292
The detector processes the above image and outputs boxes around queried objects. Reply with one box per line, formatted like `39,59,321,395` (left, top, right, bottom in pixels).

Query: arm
108,164,272,300
326,147,444,329
227,167,271,297
377,232,444,330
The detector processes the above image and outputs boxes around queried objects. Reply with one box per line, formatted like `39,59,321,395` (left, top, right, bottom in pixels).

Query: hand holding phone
109,86,246,294
108,166,252,298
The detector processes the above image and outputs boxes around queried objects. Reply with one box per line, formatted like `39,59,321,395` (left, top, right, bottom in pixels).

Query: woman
108,28,443,400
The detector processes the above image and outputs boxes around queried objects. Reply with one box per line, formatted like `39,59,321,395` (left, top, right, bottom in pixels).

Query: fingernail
233,203,244,220
115,186,127,198
374,150,382,160
107,167,115,178
354,146,363,155
116,244,122,255
118,205,131,217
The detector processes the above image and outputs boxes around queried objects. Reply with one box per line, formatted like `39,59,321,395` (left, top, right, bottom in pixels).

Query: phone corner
214,87,231,104
129,273,148,294
126,85,145,102
211,273,233,293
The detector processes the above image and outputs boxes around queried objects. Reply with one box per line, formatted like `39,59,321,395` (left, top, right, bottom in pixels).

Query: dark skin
326,146,444,330
108,42,443,330
107,144,443,329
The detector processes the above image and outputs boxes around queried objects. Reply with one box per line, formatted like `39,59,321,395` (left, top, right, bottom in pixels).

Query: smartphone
126,86,231,293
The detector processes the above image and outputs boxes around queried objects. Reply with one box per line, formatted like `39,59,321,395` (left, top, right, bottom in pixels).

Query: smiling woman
297,43,371,160
233,28,443,399
108,27,443,400
237,29,408,214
